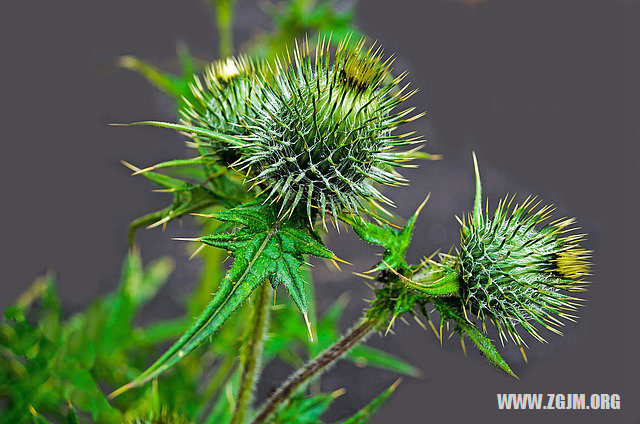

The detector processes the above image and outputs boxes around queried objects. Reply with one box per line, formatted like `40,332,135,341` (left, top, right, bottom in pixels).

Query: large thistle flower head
180,55,259,164
232,36,424,223
456,155,591,347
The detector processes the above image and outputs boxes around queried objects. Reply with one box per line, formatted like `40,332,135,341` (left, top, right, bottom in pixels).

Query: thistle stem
252,315,383,423
230,282,271,424
212,0,235,58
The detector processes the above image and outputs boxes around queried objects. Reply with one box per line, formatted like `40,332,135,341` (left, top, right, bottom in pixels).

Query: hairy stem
252,315,384,423
230,282,271,424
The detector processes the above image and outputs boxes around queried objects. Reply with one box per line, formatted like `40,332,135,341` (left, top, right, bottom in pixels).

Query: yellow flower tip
212,57,241,83
206,55,256,86
555,246,592,280
341,55,381,92
338,38,389,94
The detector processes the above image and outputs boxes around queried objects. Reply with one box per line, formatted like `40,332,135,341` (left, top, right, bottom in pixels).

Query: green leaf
348,346,420,377
118,44,198,110
456,320,518,379
433,299,517,378
113,121,243,146
122,160,231,246
100,252,173,352
202,200,335,325
118,55,188,100
111,200,335,397
341,379,401,424
344,195,430,271
269,390,343,424
118,121,250,246
128,317,191,349
59,367,122,422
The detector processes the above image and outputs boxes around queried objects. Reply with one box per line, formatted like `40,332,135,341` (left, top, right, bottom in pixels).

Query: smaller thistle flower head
456,155,591,347
232,35,425,223
212,57,242,82
180,55,259,163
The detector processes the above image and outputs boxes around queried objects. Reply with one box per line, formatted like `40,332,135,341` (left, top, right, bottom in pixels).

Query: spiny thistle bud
231,36,425,223
457,155,591,347
180,55,259,164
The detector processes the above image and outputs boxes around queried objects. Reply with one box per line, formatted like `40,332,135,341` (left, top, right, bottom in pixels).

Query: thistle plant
457,164,591,347
108,28,591,419
1,4,593,422
110,35,427,397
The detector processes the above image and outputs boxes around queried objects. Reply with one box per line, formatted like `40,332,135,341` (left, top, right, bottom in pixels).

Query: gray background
0,0,637,423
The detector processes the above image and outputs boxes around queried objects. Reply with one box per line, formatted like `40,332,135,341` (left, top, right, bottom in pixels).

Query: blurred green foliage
0,250,414,422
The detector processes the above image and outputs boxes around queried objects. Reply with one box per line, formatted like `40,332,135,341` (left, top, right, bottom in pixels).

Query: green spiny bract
231,36,424,223
366,253,459,325
180,55,259,164
457,195,591,347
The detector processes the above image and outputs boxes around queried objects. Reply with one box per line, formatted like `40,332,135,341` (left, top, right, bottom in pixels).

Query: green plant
0,2,592,423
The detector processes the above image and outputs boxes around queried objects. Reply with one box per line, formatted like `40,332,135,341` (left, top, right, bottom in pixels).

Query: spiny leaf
202,199,335,322
341,379,401,424
432,299,517,378
111,121,243,146
344,194,430,271
456,319,518,379
109,264,260,398
121,160,232,246
128,157,216,175
110,200,335,397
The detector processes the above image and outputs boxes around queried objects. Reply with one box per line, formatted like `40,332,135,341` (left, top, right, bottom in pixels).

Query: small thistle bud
180,55,259,163
232,36,425,223
457,155,591,347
